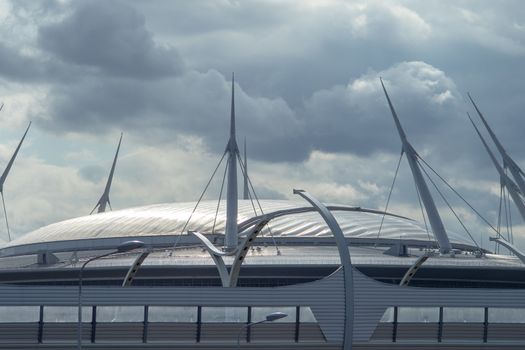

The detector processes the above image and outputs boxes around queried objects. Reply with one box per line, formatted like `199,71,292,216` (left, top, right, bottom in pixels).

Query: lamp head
117,240,145,253
265,311,288,322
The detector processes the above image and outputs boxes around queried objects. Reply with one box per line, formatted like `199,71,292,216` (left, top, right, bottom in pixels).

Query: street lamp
236,311,288,348
77,240,145,350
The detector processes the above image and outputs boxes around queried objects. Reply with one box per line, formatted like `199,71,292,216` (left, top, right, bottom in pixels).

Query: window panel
443,307,484,323
202,307,247,323
251,307,296,323
0,306,39,322
148,306,197,322
97,306,144,322
299,307,317,323
44,306,92,323
379,307,395,323
489,308,525,323
398,307,439,323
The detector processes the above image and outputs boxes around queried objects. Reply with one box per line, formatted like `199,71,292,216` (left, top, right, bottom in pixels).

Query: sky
0,0,524,250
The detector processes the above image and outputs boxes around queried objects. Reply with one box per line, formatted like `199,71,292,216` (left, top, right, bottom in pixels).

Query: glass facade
43,306,92,323
489,308,525,323
443,307,484,323
0,306,39,322
148,306,197,322
252,307,296,323
374,306,525,343
97,306,144,322
0,304,322,344
201,307,247,323
398,307,439,323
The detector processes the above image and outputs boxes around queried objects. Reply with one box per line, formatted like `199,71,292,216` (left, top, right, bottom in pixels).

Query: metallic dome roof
0,200,474,256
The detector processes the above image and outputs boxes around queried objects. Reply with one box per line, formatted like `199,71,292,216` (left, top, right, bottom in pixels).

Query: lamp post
236,311,288,348
77,240,145,350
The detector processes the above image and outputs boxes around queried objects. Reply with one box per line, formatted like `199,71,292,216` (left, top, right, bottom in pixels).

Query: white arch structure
190,189,354,350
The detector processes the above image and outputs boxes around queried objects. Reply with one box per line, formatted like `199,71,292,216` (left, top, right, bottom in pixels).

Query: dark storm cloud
5,0,525,174
39,69,306,162
38,0,183,79
0,42,42,81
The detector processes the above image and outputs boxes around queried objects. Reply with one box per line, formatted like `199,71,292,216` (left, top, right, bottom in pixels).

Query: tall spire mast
243,137,249,200
380,78,452,254
467,113,525,221
91,133,123,214
225,73,239,250
468,93,525,196
0,121,31,241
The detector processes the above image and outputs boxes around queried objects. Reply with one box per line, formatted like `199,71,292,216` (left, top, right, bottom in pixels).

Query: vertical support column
392,307,398,343
37,305,44,344
246,306,252,343
143,305,149,343
437,306,443,342
91,306,97,343
196,306,202,343
483,307,488,343
294,306,300,343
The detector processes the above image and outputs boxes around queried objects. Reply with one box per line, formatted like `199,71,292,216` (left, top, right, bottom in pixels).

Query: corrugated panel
0,269,346,343
147,323,196,342
96,323,143,342
488,324,525,341
442,323,484,341
42,323,91,342
5,265,525,346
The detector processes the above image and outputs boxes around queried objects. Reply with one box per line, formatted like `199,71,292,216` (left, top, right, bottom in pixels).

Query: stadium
0,79,524,350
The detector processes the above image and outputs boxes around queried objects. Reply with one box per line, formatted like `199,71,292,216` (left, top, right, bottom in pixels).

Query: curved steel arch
237,205,412,233
293,189,353,350
189,190,355,349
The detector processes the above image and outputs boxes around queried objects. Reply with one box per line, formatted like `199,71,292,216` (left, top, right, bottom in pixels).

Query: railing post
90,306,96,343
294,306,300,342
196,306,202,343
143,305,149,343
37,305,44,344
246,306,252,343
483,307,488,343
437,306,443,342
392,307,398,343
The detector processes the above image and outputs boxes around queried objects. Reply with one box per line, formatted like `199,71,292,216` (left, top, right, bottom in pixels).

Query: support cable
414,177,432,244
507,189,514,244
1,192,10,241
505,184,514,244
236,152,280,255
419,160,480,249
237,152,259,217
374,150,403,247
503,182,512,244
496,184,504,253
212,156,230,235
416,155,498,234
172,151,227,249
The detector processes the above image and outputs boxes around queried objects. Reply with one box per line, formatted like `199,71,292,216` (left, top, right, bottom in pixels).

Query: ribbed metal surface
1,200,472,252
0,268,345,343
3,266,525,347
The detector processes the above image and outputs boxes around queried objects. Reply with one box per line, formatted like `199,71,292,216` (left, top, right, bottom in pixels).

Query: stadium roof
0,200,475,257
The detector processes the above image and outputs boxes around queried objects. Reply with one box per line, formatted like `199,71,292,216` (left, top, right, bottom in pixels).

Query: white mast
225,74,239,251
91,133,123,214
243,137,249,200
467,113,525,221
468,93,525,196
0,121,31,241
380,78,452,254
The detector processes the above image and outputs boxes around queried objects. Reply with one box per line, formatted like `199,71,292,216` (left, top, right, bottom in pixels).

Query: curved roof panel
1,200,474,253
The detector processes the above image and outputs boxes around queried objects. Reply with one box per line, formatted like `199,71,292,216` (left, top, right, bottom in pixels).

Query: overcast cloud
0,0,524,250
